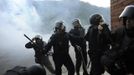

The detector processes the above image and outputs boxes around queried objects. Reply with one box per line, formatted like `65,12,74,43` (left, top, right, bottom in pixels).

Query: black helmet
72,19,81,28
55,21,66,32
28,65,46,75
119,5,134,19
90,14,104,25
34,35,42,40
32,35,42,42
32,35,43,44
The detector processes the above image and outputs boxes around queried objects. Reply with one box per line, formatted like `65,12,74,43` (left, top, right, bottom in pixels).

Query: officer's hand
30,42,34,45
47,51,53,56
76,45,81,51
98,25,103,31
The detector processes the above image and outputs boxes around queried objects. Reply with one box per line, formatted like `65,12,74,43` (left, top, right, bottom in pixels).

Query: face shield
32,35,43,44
55,21,66,33
72,19,81,28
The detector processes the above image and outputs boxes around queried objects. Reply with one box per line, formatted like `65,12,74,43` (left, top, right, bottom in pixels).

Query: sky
80,0,110,7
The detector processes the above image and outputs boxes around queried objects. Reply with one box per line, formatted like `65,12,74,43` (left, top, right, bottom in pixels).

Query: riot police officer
25,35,55,74
85,14,111,75
69,19,88,75
101,5,134,75
45,21,75,75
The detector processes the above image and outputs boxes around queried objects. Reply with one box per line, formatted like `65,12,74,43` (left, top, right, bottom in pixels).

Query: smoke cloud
0,0,110,74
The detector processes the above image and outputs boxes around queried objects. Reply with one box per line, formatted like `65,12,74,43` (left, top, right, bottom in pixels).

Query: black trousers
90,52,104,75
53,53,75,75
75,45,87,75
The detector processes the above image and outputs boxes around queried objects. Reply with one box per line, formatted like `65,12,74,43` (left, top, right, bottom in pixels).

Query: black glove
75,45,81,51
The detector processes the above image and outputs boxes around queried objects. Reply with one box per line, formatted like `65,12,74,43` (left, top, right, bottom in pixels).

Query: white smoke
0,0,110,74
0,0,50,74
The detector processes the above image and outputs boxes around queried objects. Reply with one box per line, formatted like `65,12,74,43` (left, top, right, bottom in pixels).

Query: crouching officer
25,35,55,74
44,21,75,75
101,5,134,75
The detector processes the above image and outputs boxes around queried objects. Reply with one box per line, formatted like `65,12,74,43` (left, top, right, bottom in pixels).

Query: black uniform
102,27,134,75
25,41,45,64
45,32,75,75
101,5,134,75
85,23,111,75
69,27,87,75
25,40,55,74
